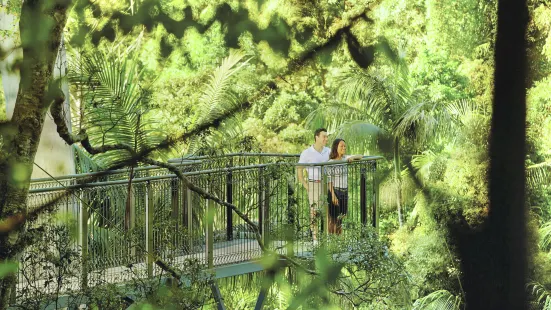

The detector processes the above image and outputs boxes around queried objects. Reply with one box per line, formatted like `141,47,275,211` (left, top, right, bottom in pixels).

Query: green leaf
0,261,18,278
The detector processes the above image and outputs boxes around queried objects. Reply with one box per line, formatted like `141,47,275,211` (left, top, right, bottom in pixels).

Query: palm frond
539,222,551,252
528,282,551,310
412,290,462,310
333,68,397,123
305,102,370,132
395,100,461,145
73,145,103,174
527,161,551,190
69,52,163,166
331,120,386,154
411,151,438,184
187,114,259,155
196,51,250,126
446,99,482,125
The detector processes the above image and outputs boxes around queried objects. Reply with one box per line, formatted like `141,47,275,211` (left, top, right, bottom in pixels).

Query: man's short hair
314,128,327,141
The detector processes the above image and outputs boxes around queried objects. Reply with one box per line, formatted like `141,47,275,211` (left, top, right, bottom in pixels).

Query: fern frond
539,222,551,252
528,281,551,310
527,161,551,190
412,290,462,310
411,151,437,184
196,51,250,125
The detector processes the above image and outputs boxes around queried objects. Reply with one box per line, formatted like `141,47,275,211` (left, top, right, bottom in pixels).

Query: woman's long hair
329,138,345,160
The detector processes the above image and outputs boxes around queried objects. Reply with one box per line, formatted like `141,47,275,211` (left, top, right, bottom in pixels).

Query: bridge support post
206,180,214,269
170,178,179,229
226,159,233,241
183,184,193,253
210,280,226,310
360,167,367,226
254,271,276,310
258,167,271,247
146,181,154,278
371,162,379,229
79,189,89,289
322,171,328,237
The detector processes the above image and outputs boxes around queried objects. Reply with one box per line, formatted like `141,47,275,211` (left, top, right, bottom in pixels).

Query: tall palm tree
307,49,464,226
307,56,412,226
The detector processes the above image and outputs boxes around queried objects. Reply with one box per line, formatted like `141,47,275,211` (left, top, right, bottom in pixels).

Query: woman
327,139,362,234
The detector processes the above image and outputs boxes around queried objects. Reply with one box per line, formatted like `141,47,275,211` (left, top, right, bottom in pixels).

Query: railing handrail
28,156,383,193
30,153,301,183
294,156,383,166
167,152,301,163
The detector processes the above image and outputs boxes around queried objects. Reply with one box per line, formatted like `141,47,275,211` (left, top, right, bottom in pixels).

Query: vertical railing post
170,177,180,252
258,167,264,242
171,178,179,228
226,159,233,241
129,187,136,260
79,189,88,289
206,179,214,269
322,166,328,237
183,184,193,254
146,181,154,278
258,166,271,246
263,169,270,247
371,161,379,228
360,166,367,226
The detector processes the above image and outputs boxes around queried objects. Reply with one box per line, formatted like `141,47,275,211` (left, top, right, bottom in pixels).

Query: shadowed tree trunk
454,0,528,308
393,138,403,227
0,1,73,308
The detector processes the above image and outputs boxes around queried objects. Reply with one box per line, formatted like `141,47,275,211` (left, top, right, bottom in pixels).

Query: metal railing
20,153,382,295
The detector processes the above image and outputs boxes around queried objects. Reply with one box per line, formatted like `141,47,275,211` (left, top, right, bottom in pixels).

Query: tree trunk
454,0,529,308
394,137,403,227
0,1,72,308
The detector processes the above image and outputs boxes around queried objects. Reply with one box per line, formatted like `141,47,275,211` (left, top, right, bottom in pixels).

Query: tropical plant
539,221,551,253
186,51,252,155
412,290,462,310
527,161,551,191
69,50,163,232
307,45,423,227
528,282,551,310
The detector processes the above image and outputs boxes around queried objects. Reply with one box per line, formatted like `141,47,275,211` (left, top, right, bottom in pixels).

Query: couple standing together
297,128,362,241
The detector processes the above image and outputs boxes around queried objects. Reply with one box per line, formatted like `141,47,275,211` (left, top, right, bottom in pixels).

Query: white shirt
298,146,330,181
327,156,349,189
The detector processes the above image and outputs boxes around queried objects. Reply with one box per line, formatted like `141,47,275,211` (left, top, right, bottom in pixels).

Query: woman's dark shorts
327,188,348,219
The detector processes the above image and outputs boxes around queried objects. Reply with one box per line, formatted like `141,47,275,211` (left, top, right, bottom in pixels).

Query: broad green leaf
0,261,18,278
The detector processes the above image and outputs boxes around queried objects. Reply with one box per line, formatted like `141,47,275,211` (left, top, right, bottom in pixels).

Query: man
297,128,330,243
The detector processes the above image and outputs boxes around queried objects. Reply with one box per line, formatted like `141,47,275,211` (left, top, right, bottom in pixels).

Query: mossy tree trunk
0,1,72,308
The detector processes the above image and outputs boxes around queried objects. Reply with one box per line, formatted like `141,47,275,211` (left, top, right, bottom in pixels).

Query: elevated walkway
18,153,382,306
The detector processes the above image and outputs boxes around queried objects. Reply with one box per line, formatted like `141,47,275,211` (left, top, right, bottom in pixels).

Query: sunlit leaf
0,261,18,278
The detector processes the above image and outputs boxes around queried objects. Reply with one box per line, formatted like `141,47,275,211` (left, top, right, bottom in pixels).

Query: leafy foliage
412,290,462,310
69,51,164,166
5,0,551,308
